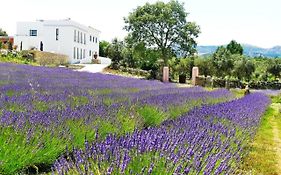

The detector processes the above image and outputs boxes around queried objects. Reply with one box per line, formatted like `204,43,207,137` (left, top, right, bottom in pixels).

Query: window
92,37,95,43
83,49,85,59
90,35,92,41
74,47,76,59
80,33,83,43
78,31,80,43
74,30,76,42
29,30,37,36
56,28,59,41
89,50,91,56
84,34,86,44
96,37,98,43
80,48,82,59
77,48,79,59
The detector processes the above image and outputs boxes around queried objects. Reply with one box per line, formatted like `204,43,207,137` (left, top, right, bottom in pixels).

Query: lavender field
0,63,270,174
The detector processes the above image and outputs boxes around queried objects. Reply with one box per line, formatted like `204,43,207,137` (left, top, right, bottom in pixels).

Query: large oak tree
124,0,200,65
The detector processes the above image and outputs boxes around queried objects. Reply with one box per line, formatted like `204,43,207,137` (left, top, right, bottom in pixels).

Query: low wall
30,51,69,66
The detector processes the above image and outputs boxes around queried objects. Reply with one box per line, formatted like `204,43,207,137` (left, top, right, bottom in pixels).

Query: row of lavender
0,63,232,174
0,63,231,130
53,93,270,174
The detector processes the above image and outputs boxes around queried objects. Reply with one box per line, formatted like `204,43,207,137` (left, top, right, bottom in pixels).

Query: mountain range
197,44,281,58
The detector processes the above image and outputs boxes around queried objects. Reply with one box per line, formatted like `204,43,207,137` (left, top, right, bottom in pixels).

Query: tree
212,46,234,78
233,57,255,81
226,40,243,55
0,28,8,36
107,38,124,69
194,57,214,77
124,0,200,65
124,35,161,70
267,59,281,79
99,40,110,57
121,47,138,68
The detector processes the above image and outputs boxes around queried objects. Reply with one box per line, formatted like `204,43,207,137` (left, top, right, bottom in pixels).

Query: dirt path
271,103,281,174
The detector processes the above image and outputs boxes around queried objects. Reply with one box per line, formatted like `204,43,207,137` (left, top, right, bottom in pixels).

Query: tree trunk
161,49,168,66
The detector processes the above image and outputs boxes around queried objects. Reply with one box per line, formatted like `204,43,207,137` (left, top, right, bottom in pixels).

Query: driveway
76,57,111,73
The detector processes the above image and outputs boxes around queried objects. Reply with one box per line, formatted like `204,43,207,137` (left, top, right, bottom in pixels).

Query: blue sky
0,0,280,48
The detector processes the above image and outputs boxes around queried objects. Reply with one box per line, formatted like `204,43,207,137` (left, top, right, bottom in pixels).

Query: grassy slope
240,97,281,175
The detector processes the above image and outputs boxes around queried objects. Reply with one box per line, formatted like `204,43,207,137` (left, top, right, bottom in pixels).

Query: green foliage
212,46,233,78
0,28,8,36
132,42,161,71
0,53,37,65
5,102,25,113
137,106,167,127
99,40,110,57
194,56,214,77
117,110,136,135
33,101,49,112
68,96,89,108
168,100,202,119
67,119,96,147
5,90,15,97
267,59,281,79
121,46,137,68
103,97,113,106
226,40,243,55
0,41,2,49
271,95,281,103
126,152,169,175
233,56,255,81
0,127,67,174
168,57,194,80
124,0,200,65
96,120,118,139
107,38,125,69
176,58,193,76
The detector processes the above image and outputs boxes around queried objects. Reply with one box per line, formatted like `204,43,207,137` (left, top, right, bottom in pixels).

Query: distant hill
197,44,281,58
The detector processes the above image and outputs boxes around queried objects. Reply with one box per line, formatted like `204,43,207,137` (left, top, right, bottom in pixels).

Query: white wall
14,19,100,64
14,22,44,50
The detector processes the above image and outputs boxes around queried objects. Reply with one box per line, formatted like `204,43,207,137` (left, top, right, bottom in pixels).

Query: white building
14,19,100,64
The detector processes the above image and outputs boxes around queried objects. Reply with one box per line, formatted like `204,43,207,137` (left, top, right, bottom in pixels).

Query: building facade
14,19,100,64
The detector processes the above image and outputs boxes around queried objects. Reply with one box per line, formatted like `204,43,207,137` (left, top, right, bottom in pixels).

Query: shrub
137,106,166,127
31,51,69,66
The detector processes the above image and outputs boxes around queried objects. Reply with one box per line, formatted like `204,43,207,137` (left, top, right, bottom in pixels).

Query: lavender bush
0,63,233,174
53,93,270,175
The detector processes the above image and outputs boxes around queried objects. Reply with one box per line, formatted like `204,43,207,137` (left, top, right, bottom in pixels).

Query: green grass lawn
240,97,281,175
